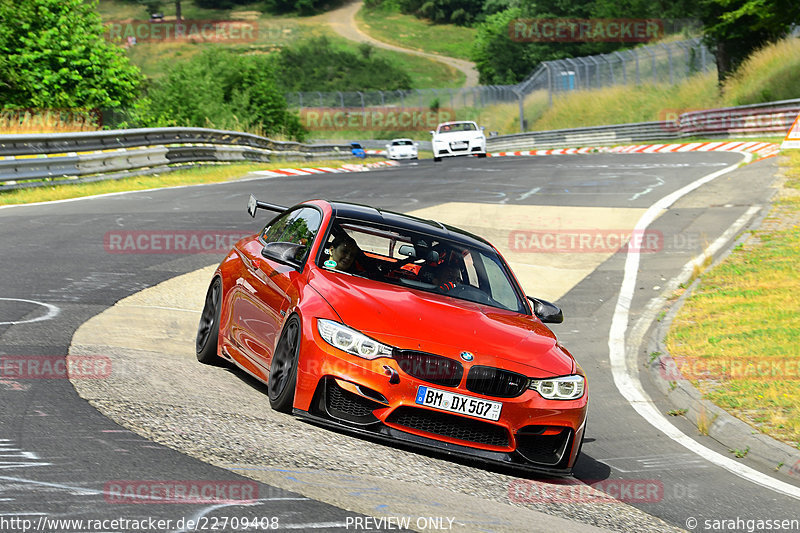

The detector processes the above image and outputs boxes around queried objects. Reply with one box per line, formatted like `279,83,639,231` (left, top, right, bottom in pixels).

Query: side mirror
527,297,563,324
429,130,435,135
261,242,303,269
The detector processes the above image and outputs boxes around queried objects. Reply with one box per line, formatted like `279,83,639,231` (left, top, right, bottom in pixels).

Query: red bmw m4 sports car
196,196,588,475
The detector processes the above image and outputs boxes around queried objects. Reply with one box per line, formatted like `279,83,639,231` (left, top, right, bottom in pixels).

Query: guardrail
487,99,800,151
2,99,797,190
0,127,352,191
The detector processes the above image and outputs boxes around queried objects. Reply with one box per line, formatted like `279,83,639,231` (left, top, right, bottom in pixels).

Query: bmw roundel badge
460,351,474,362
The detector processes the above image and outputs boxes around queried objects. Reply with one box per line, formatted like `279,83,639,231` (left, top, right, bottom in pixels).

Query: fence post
614,51,626,85
645,47,657,84
605,54,615,85
566,58,581,90
662,43,674,85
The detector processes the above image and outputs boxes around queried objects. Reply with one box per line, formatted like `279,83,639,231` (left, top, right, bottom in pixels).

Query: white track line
608,152,800,500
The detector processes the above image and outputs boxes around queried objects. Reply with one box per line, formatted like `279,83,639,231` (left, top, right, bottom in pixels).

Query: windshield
317,218,526,313
438,122,477,133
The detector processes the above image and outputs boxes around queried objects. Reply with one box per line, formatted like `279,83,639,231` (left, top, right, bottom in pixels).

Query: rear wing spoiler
247,194,287,218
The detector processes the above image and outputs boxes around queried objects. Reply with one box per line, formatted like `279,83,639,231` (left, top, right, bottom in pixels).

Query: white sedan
385,138,418,160
431,121,487,161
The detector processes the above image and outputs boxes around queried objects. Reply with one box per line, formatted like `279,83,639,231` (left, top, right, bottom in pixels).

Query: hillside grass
356,3,477,61
665,152,800,448
96,0,461,88
479,37,800,135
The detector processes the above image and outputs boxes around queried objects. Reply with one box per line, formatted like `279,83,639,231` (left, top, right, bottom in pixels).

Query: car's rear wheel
196,277,224,365
268,315,300,412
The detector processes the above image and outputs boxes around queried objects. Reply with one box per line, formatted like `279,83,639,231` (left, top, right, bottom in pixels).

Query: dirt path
324,0,480,88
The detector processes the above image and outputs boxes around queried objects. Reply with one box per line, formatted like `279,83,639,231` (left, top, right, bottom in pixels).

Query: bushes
124,36,416,139
139,49,306,140
276,37,412,92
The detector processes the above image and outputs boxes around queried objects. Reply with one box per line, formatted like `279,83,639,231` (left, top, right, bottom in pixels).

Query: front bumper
433,138,486,157
293,326,587,474
388,151,418,160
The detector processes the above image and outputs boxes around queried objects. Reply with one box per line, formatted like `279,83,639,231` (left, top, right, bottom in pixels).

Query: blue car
350,142,366,159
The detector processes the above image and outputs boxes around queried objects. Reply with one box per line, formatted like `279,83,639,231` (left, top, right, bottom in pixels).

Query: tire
196,277,224,365
478,152,487,158
268,315,300,412
434,157,442,162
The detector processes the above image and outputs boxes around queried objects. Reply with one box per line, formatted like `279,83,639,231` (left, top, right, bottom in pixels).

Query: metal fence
285,38,715,120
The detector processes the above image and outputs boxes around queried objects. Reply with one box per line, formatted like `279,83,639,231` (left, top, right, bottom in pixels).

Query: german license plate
415,386,502,421
451,141,468,149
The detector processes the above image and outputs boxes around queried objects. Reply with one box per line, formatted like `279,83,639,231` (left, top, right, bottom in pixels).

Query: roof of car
327,201,494,251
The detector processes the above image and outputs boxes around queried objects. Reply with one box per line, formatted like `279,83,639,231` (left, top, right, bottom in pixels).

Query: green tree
697,0,800,82
0,0,141,109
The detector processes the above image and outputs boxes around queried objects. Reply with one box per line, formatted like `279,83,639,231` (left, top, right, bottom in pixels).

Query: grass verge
665,150,800,448
0,159,355,206
356,4,477,61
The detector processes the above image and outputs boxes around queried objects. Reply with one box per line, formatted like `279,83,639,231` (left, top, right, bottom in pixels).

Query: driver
433,257,462,292
328,234,361,273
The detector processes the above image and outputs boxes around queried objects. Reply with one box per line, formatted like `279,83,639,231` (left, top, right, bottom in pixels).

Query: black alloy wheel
196,277,223,365
268,316,301,412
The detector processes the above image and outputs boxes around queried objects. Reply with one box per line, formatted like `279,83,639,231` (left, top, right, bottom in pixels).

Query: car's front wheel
268,315,301,412
196,277,225,365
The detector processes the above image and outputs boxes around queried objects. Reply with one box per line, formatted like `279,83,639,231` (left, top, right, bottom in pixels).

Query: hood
308,269,574,377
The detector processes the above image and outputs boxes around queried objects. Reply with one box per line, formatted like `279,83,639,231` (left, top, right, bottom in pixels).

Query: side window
261,207,322,262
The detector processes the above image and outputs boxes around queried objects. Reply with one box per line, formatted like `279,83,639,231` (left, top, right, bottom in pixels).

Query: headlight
317,319,393,359
529,375,585,400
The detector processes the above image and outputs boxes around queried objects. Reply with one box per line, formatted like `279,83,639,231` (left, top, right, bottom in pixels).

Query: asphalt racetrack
1,152,799,532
